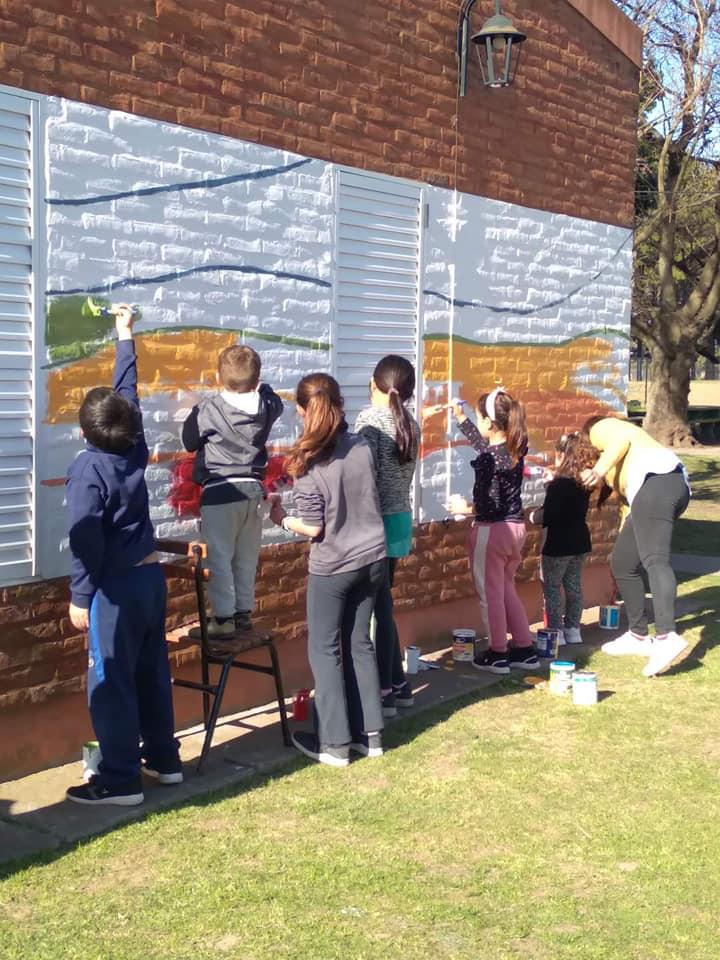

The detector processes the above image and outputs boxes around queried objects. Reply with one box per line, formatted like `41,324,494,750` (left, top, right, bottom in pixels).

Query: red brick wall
0,505,619,720
0,0,638,226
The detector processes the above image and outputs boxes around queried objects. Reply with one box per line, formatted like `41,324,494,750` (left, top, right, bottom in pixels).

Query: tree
620,0,720,446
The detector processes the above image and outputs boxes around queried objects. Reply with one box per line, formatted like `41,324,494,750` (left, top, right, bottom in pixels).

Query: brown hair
372,355,418,465
477,390,528,463
218,345,260,392
554,432,598,484
284,373,344,478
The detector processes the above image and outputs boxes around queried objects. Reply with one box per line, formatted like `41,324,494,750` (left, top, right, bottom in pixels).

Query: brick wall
0,0,638,226
0,504,619,715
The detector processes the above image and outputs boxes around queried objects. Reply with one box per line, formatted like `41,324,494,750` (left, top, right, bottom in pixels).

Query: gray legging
611,468,690,636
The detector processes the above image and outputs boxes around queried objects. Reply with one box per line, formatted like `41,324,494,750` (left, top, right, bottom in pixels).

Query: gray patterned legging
541,554,586,630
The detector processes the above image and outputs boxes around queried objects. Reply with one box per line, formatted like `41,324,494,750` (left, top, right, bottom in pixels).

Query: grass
673,454,720,555
1,568,720,960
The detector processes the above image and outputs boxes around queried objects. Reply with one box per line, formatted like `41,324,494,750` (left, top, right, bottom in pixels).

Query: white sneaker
557,630,567,646
642,632,689,677
601,631,652,657
564,627,582,645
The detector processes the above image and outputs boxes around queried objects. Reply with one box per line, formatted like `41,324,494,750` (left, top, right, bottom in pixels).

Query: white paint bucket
599,605,620,630
452,629,476,661
572,671,598,706
549,660,575,696
405,645,420,675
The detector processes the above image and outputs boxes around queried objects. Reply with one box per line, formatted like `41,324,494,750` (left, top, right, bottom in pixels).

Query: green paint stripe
422,327,631,347
43,325,330,369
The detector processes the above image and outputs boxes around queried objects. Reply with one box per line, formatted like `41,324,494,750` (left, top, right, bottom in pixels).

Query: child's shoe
291,731,350,767
189,617,235,640
393,682,414,708
563,626,583,645
472,650,510,675
234,610,252,632
508,646,540,670
349,733,384,758
66,775,144,806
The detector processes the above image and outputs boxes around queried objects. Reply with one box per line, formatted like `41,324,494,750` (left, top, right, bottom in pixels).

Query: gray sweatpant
201,493,263,619
306,560,385,747
611,469,689,636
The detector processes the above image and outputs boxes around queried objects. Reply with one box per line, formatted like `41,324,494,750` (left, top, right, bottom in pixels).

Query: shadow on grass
0,672,530,880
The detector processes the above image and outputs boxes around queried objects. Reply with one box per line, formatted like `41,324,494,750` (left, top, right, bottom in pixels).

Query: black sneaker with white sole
472,650,510,675
142,761,184,785
66,775,144,806
508,646,540,670
291,731,350,767
393,682,414,708
349,733,384,758
382,692,397,718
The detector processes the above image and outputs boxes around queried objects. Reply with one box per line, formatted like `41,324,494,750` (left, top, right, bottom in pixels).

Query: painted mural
35,95,631,580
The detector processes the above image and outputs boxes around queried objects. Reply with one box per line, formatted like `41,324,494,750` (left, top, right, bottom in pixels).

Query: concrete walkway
1,591,714,870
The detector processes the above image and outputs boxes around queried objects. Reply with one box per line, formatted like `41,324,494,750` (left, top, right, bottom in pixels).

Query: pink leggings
469,521,532,653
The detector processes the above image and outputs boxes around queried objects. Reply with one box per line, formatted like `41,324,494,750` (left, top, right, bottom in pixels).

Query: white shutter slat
0,95,33,583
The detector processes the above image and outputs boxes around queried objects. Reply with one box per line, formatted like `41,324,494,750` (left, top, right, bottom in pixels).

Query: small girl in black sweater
530,432,597,645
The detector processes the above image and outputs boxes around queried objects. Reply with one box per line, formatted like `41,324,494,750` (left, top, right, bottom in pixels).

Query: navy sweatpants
88,563,179,786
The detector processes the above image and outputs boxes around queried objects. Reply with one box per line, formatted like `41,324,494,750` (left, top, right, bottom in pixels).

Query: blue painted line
47,263,332,296
423,233,632,317
46,157,314,207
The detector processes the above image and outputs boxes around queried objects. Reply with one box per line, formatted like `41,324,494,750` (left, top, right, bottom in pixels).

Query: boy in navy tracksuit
65,305,181,806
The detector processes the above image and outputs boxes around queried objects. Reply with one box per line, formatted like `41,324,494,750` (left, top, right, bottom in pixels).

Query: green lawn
2,570,719,960
673,454,720,554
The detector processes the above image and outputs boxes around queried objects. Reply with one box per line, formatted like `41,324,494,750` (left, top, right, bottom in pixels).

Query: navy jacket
65,338,156,608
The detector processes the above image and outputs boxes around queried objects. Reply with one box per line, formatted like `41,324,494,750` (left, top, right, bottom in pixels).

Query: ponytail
477,389,528,464
284,374,344,479
372,355,418,465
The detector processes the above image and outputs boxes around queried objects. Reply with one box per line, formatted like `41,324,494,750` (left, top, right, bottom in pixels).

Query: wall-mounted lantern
458,0,527,96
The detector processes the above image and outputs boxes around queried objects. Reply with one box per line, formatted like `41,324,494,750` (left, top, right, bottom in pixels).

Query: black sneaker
382,692,397,718
472,650,510,675
291,731,349,767
234,610,252,632
142,760,184,785
66,775,144,806
349,733,384,758
508,646,540,671
393,682,414,707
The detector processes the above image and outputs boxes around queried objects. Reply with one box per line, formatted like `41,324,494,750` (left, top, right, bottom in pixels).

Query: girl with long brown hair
355,355,420,716
529,432,597,645
450,387,538,674
270,373,387,766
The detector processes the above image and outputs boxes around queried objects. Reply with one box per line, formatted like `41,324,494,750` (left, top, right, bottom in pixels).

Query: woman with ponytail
450,388,539,675
270,373,387,766
355,355,421,717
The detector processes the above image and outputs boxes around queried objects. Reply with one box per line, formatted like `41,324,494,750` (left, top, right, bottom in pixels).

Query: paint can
599,605,620,630
549,660,575,696
535,629,561,659
572,671,598,706
405,645,420,675
452,629,476,662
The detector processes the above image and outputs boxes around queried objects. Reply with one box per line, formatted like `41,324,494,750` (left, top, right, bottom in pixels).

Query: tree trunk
642,338,697,446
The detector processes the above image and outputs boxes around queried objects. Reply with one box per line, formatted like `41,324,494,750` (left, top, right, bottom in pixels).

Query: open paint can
452,629,476,662
599,605,620,630
572,671,598,706
549,660,575,696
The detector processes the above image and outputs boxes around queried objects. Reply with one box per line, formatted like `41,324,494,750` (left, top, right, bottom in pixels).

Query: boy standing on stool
182,345,283,638
65,305,181,807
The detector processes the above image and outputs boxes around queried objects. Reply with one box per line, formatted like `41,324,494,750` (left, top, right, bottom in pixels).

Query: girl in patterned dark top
450,388,539,675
